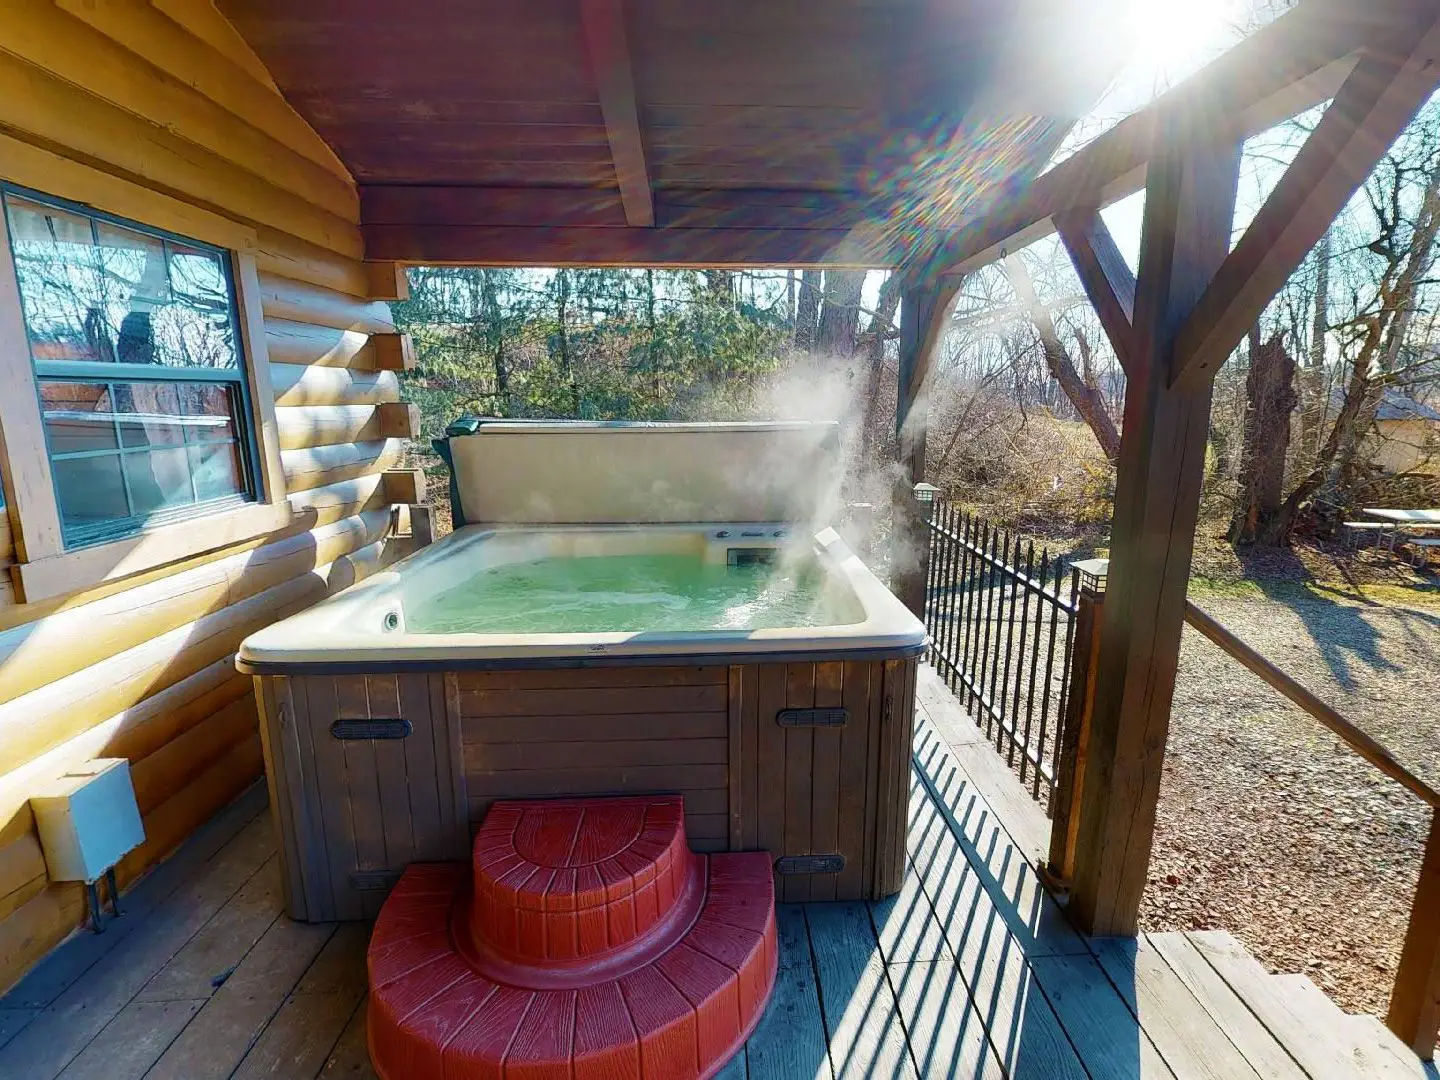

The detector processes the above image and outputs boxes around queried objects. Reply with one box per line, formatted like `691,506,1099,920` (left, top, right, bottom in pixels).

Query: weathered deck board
0,666,1425,1080
0,809,276,1080
1029,952,1177,1080
1,781,268,1012
743,905,834,1080
1093,936,1266,1080
1145,932,1309,1080
805,902,918,1079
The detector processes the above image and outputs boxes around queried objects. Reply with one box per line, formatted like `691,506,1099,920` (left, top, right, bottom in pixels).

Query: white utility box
30,758,144,883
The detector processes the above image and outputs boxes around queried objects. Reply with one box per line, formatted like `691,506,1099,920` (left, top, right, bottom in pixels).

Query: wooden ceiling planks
218,0,1079,266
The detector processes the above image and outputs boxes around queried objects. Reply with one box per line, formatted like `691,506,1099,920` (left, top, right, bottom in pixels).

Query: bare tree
1003,254,1121,460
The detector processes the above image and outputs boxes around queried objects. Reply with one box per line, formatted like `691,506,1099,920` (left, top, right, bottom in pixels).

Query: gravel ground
1144,580,1440,1016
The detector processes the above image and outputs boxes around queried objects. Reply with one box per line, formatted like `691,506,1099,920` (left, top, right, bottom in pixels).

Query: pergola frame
891,0,1440,1055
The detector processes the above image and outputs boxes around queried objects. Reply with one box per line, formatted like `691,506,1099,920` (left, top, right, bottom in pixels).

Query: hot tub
239,422,924,921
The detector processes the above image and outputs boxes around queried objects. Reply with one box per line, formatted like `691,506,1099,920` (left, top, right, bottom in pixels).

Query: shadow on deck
0,664,1430,1079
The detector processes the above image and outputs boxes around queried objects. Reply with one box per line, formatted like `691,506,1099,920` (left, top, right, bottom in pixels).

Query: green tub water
406,553,865,635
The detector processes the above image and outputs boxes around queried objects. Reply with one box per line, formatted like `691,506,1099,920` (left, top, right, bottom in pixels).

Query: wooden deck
0,666,1431,1080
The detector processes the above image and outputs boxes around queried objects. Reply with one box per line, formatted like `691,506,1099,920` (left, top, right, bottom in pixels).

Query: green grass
1189,573,1440,609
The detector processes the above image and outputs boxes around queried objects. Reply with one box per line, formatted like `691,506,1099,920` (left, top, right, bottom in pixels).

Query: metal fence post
896,483,939,619
1045,559,1108,891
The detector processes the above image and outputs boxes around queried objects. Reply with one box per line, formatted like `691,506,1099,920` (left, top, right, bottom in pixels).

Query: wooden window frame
0,186,290,605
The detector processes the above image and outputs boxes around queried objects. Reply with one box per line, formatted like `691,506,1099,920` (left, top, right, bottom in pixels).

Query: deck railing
1046,557,1440,1061
921,500,1079,809
924,499,1438,1059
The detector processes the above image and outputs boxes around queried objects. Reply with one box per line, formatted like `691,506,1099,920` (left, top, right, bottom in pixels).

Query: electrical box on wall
29,758,145,883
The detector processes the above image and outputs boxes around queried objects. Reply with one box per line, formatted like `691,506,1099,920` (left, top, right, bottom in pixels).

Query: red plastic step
471,795,699,963
367,796,777,1080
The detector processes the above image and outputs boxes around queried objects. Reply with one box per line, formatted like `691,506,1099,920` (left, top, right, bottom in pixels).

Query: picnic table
1361,507,1440,525
1350,508,1440,561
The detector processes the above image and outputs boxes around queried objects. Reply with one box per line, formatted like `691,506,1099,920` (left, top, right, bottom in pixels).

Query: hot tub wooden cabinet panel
256,673,470,921
253,656,916,919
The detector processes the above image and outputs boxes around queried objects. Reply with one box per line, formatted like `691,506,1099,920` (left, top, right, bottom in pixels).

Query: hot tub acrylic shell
240,523,924,919
238,523,922,670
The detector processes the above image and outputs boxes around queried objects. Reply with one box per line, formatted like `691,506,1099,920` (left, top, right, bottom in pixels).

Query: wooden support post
1388,810,1440,1060
1068,131,1242,936
1047,579,1105,887
890,281,958,616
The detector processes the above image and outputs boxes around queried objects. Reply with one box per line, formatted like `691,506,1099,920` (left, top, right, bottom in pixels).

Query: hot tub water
406,553,865,635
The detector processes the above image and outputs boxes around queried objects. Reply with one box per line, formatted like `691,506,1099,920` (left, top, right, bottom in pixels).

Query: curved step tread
369,853,777,1080
473,795,697,963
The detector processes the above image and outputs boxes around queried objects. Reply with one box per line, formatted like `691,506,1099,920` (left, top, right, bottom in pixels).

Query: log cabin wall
0,0,417,991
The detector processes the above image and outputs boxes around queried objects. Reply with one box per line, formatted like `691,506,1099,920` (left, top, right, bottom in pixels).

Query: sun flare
1121,0,1250,91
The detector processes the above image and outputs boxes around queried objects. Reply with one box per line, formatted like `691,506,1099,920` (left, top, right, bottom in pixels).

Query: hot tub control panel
705,524,794,567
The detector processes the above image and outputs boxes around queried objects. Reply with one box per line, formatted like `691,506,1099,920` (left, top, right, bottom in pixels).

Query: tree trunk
858,272,902,465
1297,230,1331,459
645,269,659,403
816,270,865,355
1230,333,1298,544
479,270,509,416
1334,168,1440,499
706,270,734,303
1004,254,1121,461
794,270,822,350
554,269,579,415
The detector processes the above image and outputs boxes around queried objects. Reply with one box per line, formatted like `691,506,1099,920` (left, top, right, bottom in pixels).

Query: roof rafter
579,0,653,228
917,1,1431,282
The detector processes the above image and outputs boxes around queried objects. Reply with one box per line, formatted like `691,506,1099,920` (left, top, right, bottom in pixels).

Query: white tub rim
236,523,926,674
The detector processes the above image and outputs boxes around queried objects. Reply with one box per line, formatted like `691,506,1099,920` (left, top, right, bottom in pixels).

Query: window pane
116,382,185,448
156,242,237,370
95,219,170,366
40,378,250,546
124,446,195,517
3,195,110,364
41,382,120,455
188,441,244,502
177,383,239,442
52,453,129,538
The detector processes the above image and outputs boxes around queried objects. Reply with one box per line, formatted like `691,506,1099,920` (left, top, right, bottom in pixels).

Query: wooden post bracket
1171,13,1440,390
1056,210,1140,377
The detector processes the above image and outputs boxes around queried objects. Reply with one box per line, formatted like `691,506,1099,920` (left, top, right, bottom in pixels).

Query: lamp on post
1072,557,1109,599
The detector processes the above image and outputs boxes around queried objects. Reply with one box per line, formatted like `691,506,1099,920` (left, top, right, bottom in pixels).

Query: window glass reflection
3,188,256,549
38,380,246,546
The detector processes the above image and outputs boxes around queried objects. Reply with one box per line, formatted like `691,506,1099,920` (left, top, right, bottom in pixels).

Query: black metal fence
922,501,1080,810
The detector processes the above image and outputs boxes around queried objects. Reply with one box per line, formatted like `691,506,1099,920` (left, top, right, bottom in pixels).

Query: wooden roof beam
1056,210,1138,376
1170,13,1440,391
579,0,653,228
362,223,901,267
919,1,1422,281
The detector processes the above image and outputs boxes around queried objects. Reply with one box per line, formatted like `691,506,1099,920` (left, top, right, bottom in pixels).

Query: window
0,187,261,550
